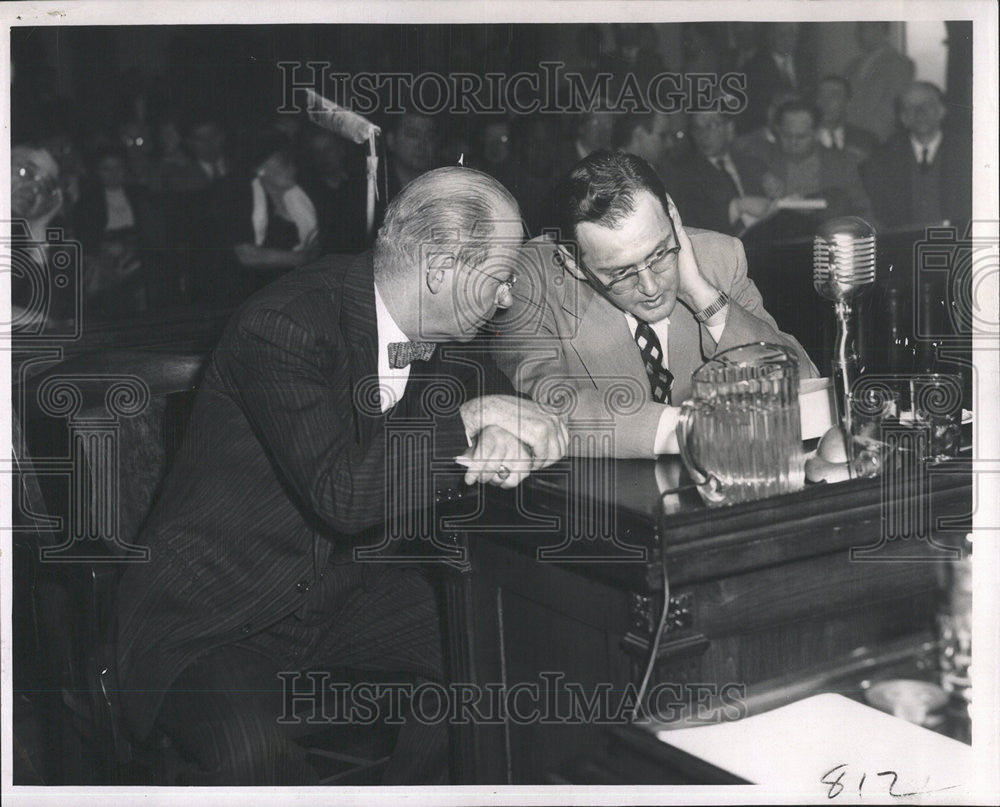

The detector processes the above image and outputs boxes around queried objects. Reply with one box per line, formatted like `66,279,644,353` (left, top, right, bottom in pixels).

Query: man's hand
459,394,568,470
454,425,533,488
737,195,779,219
664,196,722,314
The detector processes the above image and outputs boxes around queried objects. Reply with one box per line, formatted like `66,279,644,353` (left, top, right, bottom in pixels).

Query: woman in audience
218,128,320,298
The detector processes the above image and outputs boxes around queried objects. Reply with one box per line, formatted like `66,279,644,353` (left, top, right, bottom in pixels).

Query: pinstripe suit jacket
116,251,477,742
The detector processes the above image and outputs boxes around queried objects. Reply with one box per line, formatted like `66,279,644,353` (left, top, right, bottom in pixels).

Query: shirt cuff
653,405,681,455
706,318,727,343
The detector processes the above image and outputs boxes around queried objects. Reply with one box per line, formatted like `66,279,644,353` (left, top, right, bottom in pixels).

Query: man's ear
425,265,446,294
425,252,455,294
554,243,587,281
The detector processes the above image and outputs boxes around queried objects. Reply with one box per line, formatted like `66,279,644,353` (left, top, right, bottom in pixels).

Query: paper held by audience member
777,196,829,210
655,693,971,802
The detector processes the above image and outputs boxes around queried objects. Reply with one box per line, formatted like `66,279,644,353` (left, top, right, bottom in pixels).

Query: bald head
374,166,524,342
375,166,520,277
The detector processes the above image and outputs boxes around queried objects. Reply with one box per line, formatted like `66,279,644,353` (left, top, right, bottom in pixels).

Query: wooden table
437,452,972,784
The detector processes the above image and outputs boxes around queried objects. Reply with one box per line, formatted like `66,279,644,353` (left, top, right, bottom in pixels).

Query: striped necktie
634,320,673,404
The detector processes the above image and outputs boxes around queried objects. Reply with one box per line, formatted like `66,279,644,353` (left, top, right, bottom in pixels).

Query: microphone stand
831,298,862,475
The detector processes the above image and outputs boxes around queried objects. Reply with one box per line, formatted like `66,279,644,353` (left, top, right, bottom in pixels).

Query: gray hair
374,166,520,279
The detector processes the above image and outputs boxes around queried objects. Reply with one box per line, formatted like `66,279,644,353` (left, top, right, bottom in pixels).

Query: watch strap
694,290,730,323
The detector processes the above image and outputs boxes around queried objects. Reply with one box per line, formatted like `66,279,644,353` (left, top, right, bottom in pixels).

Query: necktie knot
388,341,436,368
919,146,932,171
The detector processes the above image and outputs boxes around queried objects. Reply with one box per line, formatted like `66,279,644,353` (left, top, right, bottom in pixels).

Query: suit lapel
565,279,651,392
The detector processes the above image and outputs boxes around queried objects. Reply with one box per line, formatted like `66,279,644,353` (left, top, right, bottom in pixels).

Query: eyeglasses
491,273,517,307
14,164,59,194
454,260,518,308
584,237,681,295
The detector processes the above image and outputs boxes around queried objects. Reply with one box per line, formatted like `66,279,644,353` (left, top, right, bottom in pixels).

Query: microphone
304,88,382,240
812,216,877,478
304,88,380,144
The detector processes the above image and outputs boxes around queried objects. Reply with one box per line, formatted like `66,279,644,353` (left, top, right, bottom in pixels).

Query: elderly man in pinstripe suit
115,167,567,784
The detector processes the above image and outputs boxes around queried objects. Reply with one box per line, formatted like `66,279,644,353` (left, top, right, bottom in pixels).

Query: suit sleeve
706,236,820,378
221,306,470,535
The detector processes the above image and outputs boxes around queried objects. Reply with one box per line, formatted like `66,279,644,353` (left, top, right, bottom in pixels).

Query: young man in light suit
492,150,817,459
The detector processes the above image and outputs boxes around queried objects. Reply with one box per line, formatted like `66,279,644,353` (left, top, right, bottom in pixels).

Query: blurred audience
612,111,682,180
565,107,616,168
8,21,973,322
734,91,797,167
671,108,774,235
507,115,562,235
725,22,761,74
12,145,64,242
10,145,72,329
813,75,879,164
219,128,320,297
681,23,727,76
384,110,440,197
844,22,915,143
477,119,515,187
763,99,873,220
740,22,801,134
861,81,972,229
76,143,166,314
619,24,665,88
186,115,231,186
297,127,366,254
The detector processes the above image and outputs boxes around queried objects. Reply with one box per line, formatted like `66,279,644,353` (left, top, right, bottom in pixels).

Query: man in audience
725,21,761,74
185,115,230,185
10,144,70,329
733,90,795,167
298,127,367,254
492,151,815,459
764,99,873,220
740,22,802,134
116,167,568,785
478,118,515,188
612,111,685,180
669,108,774,235
561,106,616,173
384,109,440,197
844,21,915,143
861,81,972,229
814,75,879,164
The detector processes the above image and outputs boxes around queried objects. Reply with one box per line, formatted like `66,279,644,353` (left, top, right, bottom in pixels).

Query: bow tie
387,341,436,368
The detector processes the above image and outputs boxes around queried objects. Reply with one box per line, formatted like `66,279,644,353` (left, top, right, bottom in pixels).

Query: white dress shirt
373,281,412,413
104,187,135,231
818,126,845,151
624,312,727,454
910,130,943,165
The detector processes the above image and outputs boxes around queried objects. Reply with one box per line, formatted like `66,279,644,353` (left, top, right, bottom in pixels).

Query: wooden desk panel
440,458,971,784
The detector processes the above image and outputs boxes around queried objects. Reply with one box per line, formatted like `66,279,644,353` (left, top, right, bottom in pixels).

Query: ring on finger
495,464,511,481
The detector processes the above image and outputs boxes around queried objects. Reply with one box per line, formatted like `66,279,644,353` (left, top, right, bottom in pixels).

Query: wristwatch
694,290,730,323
